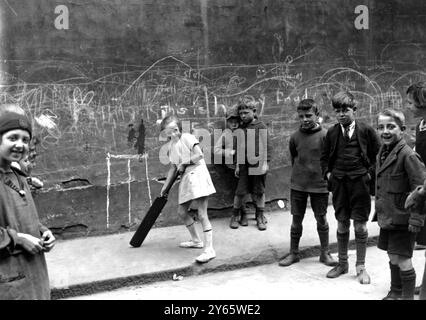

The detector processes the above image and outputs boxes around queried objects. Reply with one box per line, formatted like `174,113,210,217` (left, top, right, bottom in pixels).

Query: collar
340,121,355,131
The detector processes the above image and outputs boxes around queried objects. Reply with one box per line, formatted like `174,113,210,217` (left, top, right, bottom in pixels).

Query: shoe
356,265,371,284
256,214,267,231
382,290,402,300
415,285,422,295
229,215,239,229
195,248,216,263
319,252,338,267
278,253,300,267
240,212,248,226
326,263,349,278
179,240,204,249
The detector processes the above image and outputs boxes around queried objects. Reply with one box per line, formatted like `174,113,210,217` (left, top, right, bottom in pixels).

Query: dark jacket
320,121,380,194
374,139,426,230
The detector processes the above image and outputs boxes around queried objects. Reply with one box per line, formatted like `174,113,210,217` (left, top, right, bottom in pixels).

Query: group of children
3,82,426,300
278,85,426,300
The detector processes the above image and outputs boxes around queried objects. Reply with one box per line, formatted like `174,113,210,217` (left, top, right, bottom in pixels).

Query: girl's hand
41,230,56,252
160,186,167,197
16,233,44,255
177,164,187,175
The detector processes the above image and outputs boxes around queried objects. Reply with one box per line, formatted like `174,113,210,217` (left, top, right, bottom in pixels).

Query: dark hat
0,112,32,139
225,105,239,120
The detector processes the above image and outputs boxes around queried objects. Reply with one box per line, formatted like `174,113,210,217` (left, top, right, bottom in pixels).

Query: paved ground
65,247,426,300
46,203,382,299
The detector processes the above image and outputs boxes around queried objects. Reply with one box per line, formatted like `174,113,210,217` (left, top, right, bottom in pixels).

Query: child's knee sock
400,269,416,300
389,262,402,293
290,227,302,255
186,221,201,242
317,222,330,253
203,229,213,250
355,230,368,267
337,231,350,265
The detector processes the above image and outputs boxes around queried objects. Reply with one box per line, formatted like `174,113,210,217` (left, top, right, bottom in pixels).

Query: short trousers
290,189,329,216
329,174,371,222
378,228,417,258
235,165,266,196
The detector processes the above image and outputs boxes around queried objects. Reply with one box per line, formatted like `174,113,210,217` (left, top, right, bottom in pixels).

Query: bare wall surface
0,0,425,238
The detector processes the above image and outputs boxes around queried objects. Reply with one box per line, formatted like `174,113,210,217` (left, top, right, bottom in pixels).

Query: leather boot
279,235,300,267
319,251,338,267
279,253,300,267
229,209,240,229
326,263,349,278
239,209,248,226
255,210,267,231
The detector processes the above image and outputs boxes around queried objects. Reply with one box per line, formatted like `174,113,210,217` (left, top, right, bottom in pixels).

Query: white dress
169,133,216,204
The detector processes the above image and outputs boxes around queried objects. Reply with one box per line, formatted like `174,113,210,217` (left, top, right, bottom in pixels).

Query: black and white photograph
0,0,426,308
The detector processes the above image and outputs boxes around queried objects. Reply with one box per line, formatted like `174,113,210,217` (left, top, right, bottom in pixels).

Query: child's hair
160,114,182,132
237,98,257,112
297,99,319,115
406,82,426,108
378,108,406,129
332,91,357,110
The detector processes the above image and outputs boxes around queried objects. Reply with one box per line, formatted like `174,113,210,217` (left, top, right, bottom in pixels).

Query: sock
337,231,350,265
317,223,330,253
290,224,302,255
355,230,368,267
232,208,240,217
389,262,402,293
203,229,213,250
400,269,416,300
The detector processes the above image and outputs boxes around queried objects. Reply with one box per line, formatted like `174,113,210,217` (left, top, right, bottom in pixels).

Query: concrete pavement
47,204,381,300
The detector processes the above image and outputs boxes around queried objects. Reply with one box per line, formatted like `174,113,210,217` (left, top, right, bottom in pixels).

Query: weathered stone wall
0,0,425,238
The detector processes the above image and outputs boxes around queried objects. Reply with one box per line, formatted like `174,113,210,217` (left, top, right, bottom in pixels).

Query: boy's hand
41,230,56,252
326,172,331,180
224,149,236,157
235,166,240,178
408,224,421,233
16,233,44,255
405,186,426,211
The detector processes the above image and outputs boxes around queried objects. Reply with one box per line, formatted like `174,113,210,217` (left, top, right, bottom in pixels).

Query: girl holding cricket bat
160,115,216,263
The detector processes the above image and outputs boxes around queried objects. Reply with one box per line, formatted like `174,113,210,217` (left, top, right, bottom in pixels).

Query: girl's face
164,121,181,141
0,129,30,168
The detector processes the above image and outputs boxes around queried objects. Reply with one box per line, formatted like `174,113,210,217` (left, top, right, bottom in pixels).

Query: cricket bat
129,169,179,247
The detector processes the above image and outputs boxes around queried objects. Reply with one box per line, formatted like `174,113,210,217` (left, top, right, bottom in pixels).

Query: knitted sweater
290,124,328,193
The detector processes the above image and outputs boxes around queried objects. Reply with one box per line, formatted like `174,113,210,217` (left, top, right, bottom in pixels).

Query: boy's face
406,93,426,119
226,117,239,130
377,115,404,146
163,121,181,141
0,129,30,166
297,109,318,130
239,108,255,124
334,106,356,126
